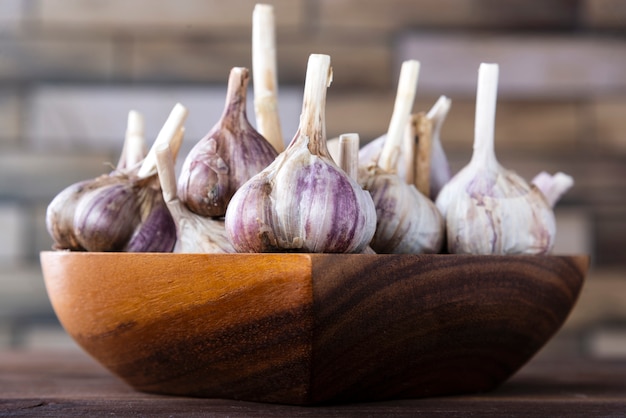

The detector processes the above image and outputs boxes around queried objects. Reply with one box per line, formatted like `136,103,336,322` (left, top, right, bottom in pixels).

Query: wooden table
1,348,625,417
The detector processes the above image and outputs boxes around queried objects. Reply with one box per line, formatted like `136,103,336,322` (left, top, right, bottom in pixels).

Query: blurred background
0,0,624,357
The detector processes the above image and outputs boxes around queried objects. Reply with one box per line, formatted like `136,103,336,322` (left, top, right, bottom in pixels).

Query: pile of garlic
46,4,574,256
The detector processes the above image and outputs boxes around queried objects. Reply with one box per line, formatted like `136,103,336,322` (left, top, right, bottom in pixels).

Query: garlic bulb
155,142,235,254
225,54,377,253
361,60,445,254
46,104,187,252
436,63,556,255
177,67,278,217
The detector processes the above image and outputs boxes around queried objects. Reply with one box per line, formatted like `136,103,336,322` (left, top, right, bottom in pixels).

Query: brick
397,34,626,97
35,0,304,33
33,204,55,256
326,92,396,141
589,98,626,153
0,265,52,318
552,208,593,256
0,203,26,263
0,37,114,81
26,84,302,155
564,269,626,330
582,0,626,29
0,152,117,201
319,0,578,32
586,327,626,360
0,0,23,33
411,98,582,153
0,89,21,145
130,36,392,88
129,39,252,83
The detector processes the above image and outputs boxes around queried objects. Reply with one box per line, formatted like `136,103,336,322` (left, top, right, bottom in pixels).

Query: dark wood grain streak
309,255,588,403
40,252,588,405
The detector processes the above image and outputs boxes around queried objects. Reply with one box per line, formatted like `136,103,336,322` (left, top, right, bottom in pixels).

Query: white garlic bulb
436,63,556,255
360,60,445,254
225,54,377,253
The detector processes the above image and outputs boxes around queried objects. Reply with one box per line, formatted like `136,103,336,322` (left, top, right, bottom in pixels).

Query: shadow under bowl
40,252,588,405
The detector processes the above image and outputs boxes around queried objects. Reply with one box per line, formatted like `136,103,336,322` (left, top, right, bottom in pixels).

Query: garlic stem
427,95,451,143
252,4,284,153
414,112,433,197
426,95,452,199
118,110,146,170
290,54,333,157
471,63,499,170
338,133,359,181
223,67,250,121
155,143,178,204
378,60,420,172
401,116,416,185
137,103,189,179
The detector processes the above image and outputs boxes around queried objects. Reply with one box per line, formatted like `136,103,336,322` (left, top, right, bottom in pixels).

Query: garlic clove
177,67,278,217
73,181,142,252
437,63,556,255
123,181,177,253
225,54,377,253
364,170,444,254
46,177,113,251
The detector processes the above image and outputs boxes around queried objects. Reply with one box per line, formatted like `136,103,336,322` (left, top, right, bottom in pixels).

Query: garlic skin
532,171,574,208
46,178,109,251
178,67,278,217
363,168,444,254
225,54,377,253
123,187,176,253
437,63,556,255
73,181,142,252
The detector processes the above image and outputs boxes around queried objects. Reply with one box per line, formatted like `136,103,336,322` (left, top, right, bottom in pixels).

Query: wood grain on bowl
40,252,588,405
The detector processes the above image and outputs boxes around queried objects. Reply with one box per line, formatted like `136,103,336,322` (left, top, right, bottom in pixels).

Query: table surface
1,348,625,417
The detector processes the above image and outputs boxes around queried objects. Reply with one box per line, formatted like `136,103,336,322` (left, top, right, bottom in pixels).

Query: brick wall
0,0,625,355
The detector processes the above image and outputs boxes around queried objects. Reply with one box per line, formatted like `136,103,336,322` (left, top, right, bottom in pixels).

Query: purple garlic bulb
177,67,278,217
225,54,377,253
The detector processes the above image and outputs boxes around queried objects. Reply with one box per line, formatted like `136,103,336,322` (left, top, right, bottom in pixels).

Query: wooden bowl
40,252,588,405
